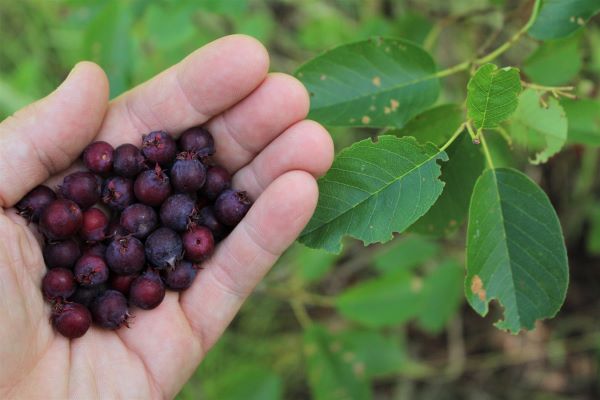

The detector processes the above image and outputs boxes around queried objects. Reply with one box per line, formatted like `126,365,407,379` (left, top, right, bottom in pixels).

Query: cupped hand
0,35,333,399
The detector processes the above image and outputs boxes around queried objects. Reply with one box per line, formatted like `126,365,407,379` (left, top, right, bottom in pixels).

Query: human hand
0,35,333,399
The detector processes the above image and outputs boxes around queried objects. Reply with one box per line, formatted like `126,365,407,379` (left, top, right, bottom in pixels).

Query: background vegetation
1,0,600,398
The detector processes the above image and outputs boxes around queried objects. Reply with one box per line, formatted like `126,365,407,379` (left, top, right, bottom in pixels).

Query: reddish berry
16,185,56,223
171,152,206,193
42,268,76,300
82,243,107,258
91,290,131,329
182,226,214,262
142,131,177,166
160,194,196,232
110,274,138,296
43,239,81,269
134,165,171,206
106,219,128,239
202,166,231,200
214,189,251,226
59,171,102,210
120,204,157,239
39,199,83,240
74,254,109,287
83,141,114,176
113,143,145,178
102,176,134,211
52,303,92,339
178,126,214,156
129,270,165,310
145,227,182,269
106,236,145,275
163,260,198,291
69,284,107,307
196,206,228,240
80,207,109,242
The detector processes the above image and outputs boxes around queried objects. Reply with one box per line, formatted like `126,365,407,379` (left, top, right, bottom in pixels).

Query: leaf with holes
466,168,569,333
295,38,440,128
467,64,522,130
529,0,600,40
298,135,448,253
508,89,567,164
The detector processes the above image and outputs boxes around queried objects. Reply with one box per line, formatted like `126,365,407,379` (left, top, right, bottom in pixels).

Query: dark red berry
106,219,128,239
91,290,130,329
160,194,196,232
202,166,231,200
69,283,106,307
134,165,172,206
43,239,81,269
110,274,138,296
214,189,251,226
196,206,228,240
141,131,177,166
74,254,109,287
82,243,107,258
171,152,206,193
182,226,214,262
120,204,157,239
83,141,114,176
16,185,56,223
113,143,145,178
106,236,145,275
39,199,83,240
59,171,102,210
163,260,198,291
52,303,92,339
129,270,165,310
42,268,76,300
178,126,214,156
145,227,182,269
80,207,109,242
102,176,134,211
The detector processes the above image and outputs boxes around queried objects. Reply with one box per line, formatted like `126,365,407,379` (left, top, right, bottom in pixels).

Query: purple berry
160,194,196,232
145,227,182,269
43,239,81,269
39,199,83,240
120,204,157,239
80,207,109,242
106,236,145,275
202,166,231,200
83,243,107,258
52,303,92,339
91,290,130,329
106,219,128,239
42,268,76,300
59,171,102,210
69,283,107,307
74,254,109,287
83,141,114,176
170,152,206,193
129,270,165,310
163,260,198,291
178,126,214,156
113,143,145,178
134,165,172,206
16,185,56,223
142,131,177,166
182,226,214,262
214,189,251,226
102,176,134,211
110,274,138,296
196,206,228,240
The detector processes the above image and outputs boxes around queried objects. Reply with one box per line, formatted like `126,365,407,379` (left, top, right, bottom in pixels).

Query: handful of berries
16,127,252,339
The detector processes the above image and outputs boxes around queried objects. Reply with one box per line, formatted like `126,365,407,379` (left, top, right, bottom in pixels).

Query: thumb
0,62,109,208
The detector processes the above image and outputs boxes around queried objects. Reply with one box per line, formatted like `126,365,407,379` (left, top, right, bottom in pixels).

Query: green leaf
466,168,569,333
389,104,464,147
417,261,464,333
335,270,422,327
198,365,283,400
523,34,582,86
410,133,485,236
529,0,600,40
508,89,567,164
299,136,448,253
304,325,372,400
562,98,600,145
295,38,440,128
467,64,522,130
295,244,339,283
373,235,439,274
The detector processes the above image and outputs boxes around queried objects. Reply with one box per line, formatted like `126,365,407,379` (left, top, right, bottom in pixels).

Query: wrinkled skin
0,35,333,399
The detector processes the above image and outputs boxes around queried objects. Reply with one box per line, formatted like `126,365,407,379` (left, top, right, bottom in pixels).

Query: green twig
440,122,467,152
477,125,496,170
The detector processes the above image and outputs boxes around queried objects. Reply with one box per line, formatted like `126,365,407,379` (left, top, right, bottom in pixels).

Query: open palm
0,35,333,399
